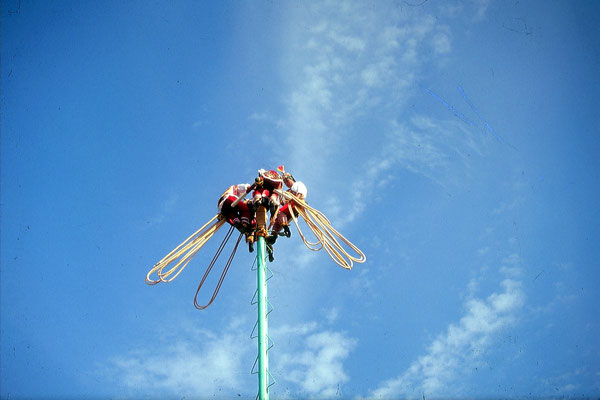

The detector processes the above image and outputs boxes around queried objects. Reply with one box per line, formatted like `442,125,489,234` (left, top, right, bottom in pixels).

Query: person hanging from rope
269,167,308,245
217,183,257,252
252,169,283,262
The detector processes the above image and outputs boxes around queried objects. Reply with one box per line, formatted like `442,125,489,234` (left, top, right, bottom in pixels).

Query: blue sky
1,0,599,398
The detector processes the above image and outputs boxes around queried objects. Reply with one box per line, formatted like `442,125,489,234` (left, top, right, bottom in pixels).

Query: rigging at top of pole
145,165,366,309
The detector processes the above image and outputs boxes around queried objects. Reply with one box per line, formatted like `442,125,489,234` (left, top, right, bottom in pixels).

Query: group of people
217,167,307,262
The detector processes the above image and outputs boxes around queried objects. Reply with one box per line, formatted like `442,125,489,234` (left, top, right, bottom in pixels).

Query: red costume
218,184,252,227
252,169,283,214
278,180,307,222
271,171,308,241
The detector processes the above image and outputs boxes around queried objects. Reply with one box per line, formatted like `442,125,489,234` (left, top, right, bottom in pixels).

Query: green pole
256,235,269,400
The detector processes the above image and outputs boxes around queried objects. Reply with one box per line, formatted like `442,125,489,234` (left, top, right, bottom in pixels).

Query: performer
269,170,308,244
250,169,284,263
218,183,252,228
252,169,284,216
218,183,257,252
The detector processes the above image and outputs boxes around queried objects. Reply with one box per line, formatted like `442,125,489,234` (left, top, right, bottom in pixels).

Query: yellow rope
146,187,366,288
280,191,366,270
146,214,226,284
287,203,323,251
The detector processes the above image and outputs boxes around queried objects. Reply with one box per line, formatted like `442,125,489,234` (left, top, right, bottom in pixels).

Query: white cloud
324,307,340,325
275,326,357,398
265,1,494,237
438,3,465,19
322,112,488,227
398,13,433,39
277,3,447,184
109,321,252,397
302,331,357,396
542,368,590,394
472,0,491,21
265,314,358,398
432,32,452,54
328,29,366,52
271,321,318,338
370,264,525,398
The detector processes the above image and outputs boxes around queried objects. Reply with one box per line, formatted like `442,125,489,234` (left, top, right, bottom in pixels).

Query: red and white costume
276,180,307,227
218,183,252,226
252,169,283,210
290,181,308,199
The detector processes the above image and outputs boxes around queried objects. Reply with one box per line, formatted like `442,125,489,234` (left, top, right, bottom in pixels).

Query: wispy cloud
107,319,253,397
432,31,452,54
339,115,487,225
541,367,592,395
370,256,525,398
272,2,493,229
272,319,357,399
277,4,448,185
472,0,492,21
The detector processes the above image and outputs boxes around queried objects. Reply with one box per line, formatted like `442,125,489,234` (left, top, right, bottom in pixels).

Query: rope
146,214,226,284
194,228,243,310
146,213,243,310
146,183,366,310
278,191,366,269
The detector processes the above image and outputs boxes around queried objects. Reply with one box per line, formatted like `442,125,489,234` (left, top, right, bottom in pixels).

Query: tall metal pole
256,235,269,400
